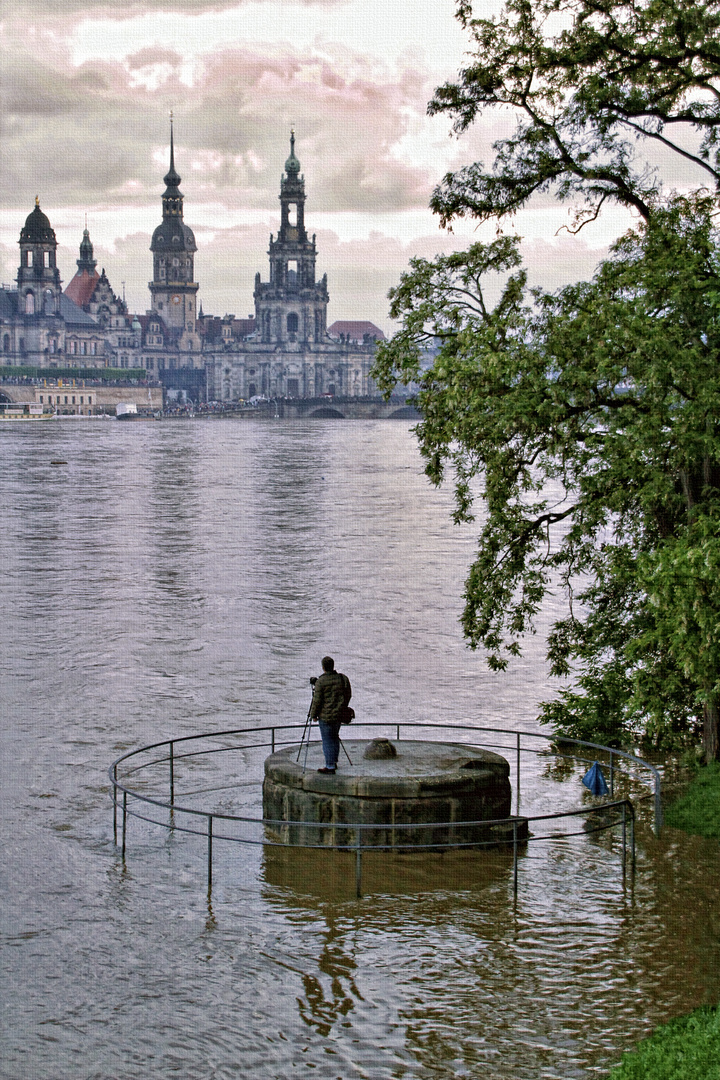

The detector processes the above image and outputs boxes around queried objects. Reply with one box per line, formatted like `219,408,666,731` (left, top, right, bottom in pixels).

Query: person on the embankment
310,656,352,774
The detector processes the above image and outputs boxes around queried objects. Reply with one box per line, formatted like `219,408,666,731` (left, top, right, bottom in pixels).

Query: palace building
0,128,384,401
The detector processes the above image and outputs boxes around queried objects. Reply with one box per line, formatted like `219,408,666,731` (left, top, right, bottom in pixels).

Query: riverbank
608,1006,720,1079
664,761,720,839
607,762,720,1078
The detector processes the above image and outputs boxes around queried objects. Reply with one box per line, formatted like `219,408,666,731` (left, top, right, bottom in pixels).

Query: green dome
285,131,300,176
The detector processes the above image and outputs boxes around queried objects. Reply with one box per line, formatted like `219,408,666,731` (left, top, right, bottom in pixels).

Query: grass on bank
608,1006,720,1079
606,764,720,1078
664,760,720,839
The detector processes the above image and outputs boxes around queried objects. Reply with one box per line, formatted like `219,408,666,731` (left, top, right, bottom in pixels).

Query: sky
0,0,636,332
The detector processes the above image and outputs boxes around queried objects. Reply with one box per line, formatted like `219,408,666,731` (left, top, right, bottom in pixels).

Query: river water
1,418,719,1080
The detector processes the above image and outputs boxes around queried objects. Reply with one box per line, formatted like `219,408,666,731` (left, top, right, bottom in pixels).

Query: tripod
295,678,316,767
295,677,354,770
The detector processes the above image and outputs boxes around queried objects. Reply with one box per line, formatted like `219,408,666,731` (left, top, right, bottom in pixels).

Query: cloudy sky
0,0,634,331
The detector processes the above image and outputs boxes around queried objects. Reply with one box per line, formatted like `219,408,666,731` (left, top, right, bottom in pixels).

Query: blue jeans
318,720,341,768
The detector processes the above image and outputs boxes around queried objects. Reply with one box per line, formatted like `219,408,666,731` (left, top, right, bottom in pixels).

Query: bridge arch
306,406,345,418
388,405,420,419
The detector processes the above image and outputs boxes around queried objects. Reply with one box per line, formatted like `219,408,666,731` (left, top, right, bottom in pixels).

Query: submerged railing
109,722,660,897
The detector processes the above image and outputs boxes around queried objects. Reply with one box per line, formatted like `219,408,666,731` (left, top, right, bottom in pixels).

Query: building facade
0,131,383,400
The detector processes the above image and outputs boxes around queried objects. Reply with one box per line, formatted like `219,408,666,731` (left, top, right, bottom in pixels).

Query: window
90,342,96,355
287,313,299,334
23,251,30,267
3,334,9,353
43,251,50,268
25,293,34,315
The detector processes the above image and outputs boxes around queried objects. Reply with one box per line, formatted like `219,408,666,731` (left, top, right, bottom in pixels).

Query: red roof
327,320,385,341
65,270,100,308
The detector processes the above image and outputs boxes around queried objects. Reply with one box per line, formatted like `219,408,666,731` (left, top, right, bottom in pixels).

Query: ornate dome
285,131,300,176
20,199,56,244
150,220,197,253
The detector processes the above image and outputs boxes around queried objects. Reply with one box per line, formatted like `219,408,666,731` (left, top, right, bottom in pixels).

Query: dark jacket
311,670,351,724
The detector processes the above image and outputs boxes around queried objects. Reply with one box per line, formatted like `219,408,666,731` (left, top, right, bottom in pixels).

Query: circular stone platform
262,739,529,849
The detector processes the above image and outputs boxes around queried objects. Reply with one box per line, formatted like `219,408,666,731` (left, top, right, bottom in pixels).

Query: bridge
277,396,419,420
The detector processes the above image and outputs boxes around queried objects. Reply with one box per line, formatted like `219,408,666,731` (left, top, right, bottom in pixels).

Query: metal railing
109,721,659,896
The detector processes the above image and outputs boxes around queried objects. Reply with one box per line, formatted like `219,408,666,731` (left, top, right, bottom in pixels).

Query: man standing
310,656,352,774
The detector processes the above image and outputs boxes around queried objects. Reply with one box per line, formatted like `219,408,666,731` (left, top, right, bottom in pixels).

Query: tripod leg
339,737,353,766
302,722,312,773
295,717,310,762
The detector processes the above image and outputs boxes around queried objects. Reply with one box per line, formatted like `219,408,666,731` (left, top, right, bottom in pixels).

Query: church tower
254,131,329,344
76,225,97,276
17,198,62,316
149,118,199,334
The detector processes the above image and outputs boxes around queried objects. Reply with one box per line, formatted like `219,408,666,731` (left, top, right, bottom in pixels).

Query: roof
65,270,100,308
20,201,56,244
0,289,18,319
135,314,168,331
58,293,100,328
327,320,385,342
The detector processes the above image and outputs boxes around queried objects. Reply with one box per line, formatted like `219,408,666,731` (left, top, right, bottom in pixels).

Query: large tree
374,0,720,760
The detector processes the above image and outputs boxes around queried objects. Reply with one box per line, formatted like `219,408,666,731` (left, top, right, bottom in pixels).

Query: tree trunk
703,699,720,763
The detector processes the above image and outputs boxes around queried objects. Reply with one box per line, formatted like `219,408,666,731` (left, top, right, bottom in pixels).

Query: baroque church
0,129,384,401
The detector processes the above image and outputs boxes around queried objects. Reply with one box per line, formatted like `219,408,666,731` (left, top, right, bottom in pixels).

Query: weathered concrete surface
262,739,528,849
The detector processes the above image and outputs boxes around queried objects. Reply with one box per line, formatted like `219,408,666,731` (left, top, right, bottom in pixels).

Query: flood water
1,418,719,1080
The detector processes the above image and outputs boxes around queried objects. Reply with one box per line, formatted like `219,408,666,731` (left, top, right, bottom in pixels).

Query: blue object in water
582,761,609,796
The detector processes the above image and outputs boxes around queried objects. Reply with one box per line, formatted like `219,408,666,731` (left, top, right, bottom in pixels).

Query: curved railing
109,721,661,895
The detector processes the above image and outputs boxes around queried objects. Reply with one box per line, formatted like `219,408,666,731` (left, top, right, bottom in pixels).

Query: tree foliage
377,0,720,756
430,0,720,229
373,0,720,758
376,199,720,754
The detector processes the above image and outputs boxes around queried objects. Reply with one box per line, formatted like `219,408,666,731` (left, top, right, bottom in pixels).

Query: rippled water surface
1,419,719,1080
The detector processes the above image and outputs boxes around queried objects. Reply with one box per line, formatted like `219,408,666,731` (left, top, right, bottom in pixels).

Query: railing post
396,724,400,742
621,801,626,868
271,728,275,754
121,791,127,859
113,764,118,846
609,752,615,796
355,827,362,899
516,732,521,816
630,809,636,872
169,741,175,807
654,774,663,835
512,819,518,898
207,815,213,894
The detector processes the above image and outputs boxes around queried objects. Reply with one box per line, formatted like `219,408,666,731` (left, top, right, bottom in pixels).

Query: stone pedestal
262,739,528,849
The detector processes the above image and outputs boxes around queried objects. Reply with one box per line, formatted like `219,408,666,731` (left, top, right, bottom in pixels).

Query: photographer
310,656,352,774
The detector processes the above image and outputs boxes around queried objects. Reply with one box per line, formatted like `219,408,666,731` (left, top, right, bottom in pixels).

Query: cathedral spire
284,128,300,177
77,223,97,274
164,112,181,190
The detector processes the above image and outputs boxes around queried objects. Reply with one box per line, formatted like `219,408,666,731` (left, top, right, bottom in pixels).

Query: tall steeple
76,221,97,274
149,114,199,333
162,113,183,219
254,131,328,345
